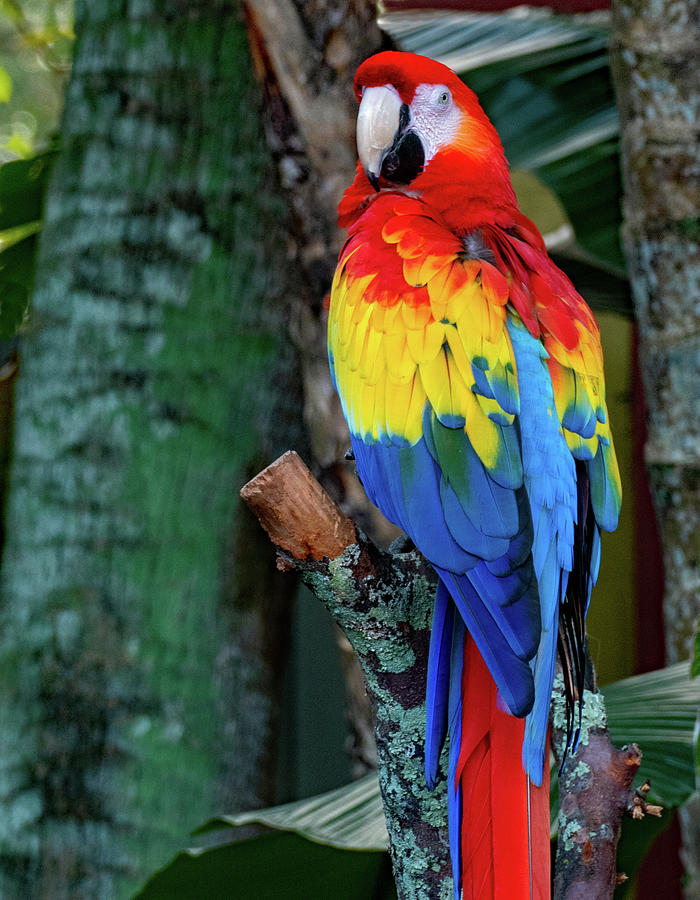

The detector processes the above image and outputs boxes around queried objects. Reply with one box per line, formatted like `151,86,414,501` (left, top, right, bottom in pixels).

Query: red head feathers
341,51,516,231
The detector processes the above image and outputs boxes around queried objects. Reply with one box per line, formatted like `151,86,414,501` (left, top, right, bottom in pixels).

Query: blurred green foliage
0,0,73,160
0,2,71,336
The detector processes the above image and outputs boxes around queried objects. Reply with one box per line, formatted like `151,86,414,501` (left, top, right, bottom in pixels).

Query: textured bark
609,1,700,892
0,2,305,897
243,453,654,900
245,0,390,778
244,0,384,488
609,0,699,663
551,677,661,899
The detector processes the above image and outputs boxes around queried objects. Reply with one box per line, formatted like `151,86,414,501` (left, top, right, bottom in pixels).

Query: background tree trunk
609,1,699,894
243,0,387,780
0,1,305,896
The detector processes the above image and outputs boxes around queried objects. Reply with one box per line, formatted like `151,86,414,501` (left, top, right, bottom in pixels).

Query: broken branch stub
240,450,356,561
551,677,656,899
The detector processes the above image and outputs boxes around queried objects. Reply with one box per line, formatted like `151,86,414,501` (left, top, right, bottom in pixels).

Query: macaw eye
437,89,451,108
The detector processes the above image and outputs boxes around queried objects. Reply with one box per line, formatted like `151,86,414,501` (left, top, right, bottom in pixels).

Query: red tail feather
457,633,550,899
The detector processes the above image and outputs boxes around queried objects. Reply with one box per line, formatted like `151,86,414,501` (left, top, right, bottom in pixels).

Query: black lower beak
380,131,425,186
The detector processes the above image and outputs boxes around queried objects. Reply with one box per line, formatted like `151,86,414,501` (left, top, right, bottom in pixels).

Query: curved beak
356,85,404,191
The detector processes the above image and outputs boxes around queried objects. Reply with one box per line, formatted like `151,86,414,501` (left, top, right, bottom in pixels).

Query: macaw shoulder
329,192,522,466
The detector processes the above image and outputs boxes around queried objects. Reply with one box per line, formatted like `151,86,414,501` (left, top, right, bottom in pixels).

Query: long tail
426,606,551,900
457,632,550,899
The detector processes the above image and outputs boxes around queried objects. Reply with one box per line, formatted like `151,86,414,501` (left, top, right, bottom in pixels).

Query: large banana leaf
136,776,395,899
379,8,630,312
602,661,699,807
137,663,698,898
194,770,388,849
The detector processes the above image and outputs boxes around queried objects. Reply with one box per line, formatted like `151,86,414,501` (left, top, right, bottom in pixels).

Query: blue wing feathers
398,438,479,571
428,414,520,539
587,443,620,532
350,435,404,528
471,365,496,400
484,490,533,576
508,319,579,780
466,565,540,662
441,481,510,562
489,422,524,491
562,381,596,438
350,315,593,787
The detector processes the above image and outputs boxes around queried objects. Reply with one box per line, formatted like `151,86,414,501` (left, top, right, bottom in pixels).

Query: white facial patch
409,83,462,165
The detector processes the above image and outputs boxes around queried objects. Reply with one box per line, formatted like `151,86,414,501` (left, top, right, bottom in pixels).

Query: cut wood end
240,451,357,562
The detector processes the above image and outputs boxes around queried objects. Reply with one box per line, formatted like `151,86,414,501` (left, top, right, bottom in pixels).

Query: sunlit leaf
0,149,57,338
196,773,388,850
0,232,37,338
0,67,11,103
0,150,57,231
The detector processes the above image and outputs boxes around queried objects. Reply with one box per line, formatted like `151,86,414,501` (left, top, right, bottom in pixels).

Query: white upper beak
356,85,403,188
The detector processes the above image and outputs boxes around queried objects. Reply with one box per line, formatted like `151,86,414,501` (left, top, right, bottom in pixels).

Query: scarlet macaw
328,51,621,898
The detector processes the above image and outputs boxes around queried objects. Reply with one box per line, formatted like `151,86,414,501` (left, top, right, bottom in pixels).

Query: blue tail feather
425,582,455,789
447,612,466,900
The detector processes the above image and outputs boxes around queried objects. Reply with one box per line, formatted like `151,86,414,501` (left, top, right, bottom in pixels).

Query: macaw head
347,51,515,226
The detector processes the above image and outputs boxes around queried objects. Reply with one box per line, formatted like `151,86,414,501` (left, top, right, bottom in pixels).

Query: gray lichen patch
551,674,608,755
300,535,451,896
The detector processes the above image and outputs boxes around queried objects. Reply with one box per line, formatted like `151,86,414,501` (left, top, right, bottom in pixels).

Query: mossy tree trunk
609,0,699,893
0,1,305,896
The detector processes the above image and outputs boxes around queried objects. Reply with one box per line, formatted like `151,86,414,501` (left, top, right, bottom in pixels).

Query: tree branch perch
240,451,659,899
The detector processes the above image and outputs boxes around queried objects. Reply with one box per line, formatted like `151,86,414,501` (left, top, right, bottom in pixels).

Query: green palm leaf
602,661,699,807
136,776,394,899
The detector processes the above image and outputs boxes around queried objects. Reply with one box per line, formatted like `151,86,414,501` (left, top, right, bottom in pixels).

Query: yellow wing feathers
329,195,618,505
329,211,518,464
